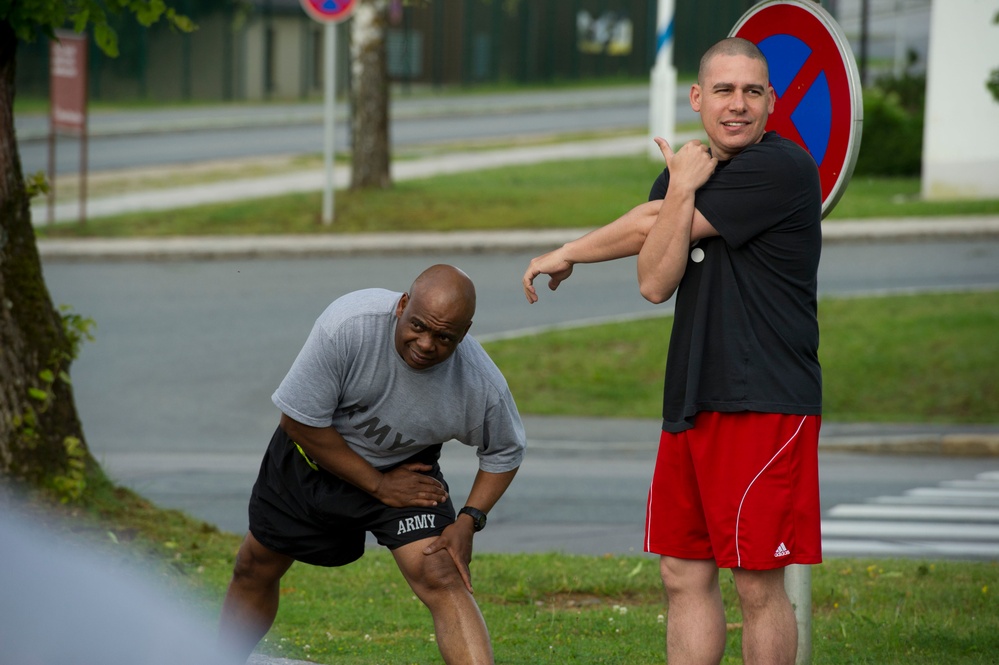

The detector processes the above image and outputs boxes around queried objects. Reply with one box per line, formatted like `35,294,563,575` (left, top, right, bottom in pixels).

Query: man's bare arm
637,138,719,303
281,413,448,508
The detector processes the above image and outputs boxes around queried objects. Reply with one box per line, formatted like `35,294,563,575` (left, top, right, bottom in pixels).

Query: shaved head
409,264,476,324
698,37,769,84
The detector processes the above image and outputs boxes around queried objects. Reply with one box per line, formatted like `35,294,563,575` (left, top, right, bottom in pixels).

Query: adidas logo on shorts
774,542,791,558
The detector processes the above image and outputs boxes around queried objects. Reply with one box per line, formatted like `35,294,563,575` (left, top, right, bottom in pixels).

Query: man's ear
458,320,473,342
690,83,702,112
395,293,409,318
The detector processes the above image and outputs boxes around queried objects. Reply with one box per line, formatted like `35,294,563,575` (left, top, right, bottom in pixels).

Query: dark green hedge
854,74,926,177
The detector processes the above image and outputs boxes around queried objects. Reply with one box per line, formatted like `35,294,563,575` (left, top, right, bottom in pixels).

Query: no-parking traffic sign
300,0,356,23
730,0,863,217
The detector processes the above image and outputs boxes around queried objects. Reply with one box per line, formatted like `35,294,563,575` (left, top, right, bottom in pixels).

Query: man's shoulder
753,132,817,166
453,336,511,389
332,288,399,309
325,288,399,317
316,288,400,335
733,132,820,189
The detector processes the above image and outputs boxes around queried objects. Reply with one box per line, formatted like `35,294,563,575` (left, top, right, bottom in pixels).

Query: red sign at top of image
300,0,356,23
730,0,863,217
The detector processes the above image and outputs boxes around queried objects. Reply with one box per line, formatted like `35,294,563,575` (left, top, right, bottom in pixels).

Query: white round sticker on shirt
691,247,705,263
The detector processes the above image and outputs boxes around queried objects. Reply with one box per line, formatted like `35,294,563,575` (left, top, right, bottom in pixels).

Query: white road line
822,539,999,559
826,504,999,521
821,519,999,540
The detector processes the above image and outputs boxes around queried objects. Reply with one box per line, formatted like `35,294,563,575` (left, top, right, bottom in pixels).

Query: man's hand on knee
423,522,475,594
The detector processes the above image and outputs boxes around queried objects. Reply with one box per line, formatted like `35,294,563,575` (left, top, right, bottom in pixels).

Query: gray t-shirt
272,288,526,473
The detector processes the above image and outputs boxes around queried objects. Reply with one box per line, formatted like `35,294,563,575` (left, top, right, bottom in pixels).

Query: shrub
853,73,925,177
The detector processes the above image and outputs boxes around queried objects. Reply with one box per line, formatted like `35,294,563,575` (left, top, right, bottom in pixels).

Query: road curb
36,218,999,262
820,434,999,457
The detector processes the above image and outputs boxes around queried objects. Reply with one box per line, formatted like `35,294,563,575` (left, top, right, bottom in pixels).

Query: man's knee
231,533,293,584
660,556,719,596
400,548,465,599
733,567,787,609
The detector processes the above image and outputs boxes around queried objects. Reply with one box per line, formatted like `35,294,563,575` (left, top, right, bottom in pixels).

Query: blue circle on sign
758,34,832,166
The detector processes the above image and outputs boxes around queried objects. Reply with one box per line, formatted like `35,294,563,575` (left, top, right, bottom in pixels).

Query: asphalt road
19,86,698,176
40,238,999,557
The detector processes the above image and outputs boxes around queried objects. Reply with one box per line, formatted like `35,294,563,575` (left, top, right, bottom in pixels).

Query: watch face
461,507,486,531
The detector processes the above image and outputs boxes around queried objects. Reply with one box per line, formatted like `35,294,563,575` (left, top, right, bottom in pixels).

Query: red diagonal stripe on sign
768,51,825,152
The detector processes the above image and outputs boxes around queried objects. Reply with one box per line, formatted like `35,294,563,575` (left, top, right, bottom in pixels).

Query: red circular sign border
300,0,356,23
730,0,863,218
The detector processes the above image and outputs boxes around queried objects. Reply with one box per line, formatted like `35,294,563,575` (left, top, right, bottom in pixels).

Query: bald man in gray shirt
219,265,526,665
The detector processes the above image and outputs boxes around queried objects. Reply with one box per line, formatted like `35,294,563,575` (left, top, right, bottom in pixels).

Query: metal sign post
322,21,337,225
48,31,89,226
299,0,356,225
728,2,864,663
648,0,677,159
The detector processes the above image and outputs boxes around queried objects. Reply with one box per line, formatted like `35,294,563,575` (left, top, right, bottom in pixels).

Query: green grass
20,289,996,664
826,176,999,219
34,157,999,239
484,290,999,423
25,139,999,663
34,480,999,665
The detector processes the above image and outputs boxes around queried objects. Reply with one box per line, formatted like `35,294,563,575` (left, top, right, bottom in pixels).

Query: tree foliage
1,1,194,56
0,1,193,499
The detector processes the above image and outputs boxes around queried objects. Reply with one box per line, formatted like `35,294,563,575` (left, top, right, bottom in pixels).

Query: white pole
648,0,677,159
785,564,812,664
322,21,336,225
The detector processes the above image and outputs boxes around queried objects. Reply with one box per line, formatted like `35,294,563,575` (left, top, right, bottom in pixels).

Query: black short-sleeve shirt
648,132,823,432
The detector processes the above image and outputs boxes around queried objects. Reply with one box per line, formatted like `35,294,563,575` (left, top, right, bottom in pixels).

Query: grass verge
483,290,999,423
12,289,998,663
22,477,998,665
34,157,999,239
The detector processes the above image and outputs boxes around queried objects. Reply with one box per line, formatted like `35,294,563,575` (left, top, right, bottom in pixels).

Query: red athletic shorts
644,411,822,570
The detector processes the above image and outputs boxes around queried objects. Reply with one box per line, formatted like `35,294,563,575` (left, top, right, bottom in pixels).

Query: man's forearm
561,200,661,263
637,188,696,304
280,413,383,494
462,468,519,513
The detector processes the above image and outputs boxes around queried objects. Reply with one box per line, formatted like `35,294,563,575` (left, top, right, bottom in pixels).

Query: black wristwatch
458,506,488,532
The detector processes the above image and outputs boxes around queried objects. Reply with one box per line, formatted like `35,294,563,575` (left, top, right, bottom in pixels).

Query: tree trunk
350,0,391,189
0,20,95,495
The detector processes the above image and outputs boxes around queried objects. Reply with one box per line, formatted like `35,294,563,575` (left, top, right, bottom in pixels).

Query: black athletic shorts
248,426,455,567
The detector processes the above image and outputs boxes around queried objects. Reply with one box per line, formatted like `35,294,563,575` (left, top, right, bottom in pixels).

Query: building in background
16,0,930,105
921,0,999,199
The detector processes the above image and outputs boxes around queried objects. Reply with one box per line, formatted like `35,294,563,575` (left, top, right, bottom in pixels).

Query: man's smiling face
691,53,775,162
393,292,471,371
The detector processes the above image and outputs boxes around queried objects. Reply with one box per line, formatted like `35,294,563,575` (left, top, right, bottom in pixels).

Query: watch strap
458,506,487,532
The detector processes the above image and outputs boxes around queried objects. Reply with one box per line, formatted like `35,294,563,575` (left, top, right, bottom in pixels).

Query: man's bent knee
232,533,294,583
394,541,466,599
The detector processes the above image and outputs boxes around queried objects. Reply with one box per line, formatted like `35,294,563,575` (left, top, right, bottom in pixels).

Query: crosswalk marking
827,504,999,521
822,471,999,560
821,520,999,540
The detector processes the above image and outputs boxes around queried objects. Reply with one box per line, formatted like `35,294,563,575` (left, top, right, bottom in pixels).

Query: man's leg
219,532,296,663
660,556,727,665
732,567,796,665
392,539,492,665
